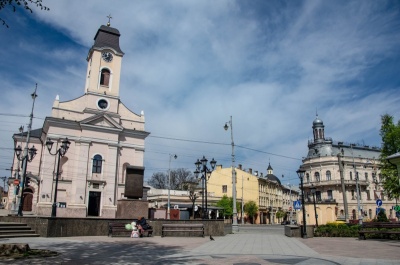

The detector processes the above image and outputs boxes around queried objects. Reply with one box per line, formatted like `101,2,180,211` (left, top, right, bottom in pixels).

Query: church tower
85,24,124,98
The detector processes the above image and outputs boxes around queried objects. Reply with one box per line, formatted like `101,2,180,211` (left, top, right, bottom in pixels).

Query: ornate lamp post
14,144,37,216
297,167,307,238
46,137,71,217
167,154,177,220
310,185,318,227
224,116,238,232
194,156,216,219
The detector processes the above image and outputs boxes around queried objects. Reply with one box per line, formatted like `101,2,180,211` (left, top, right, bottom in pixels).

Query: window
327,190,333,200
366,190,371,200
92,154,103,173
365,172,368,181
350,171,353,180
316,191,321,201
351,190,355,200
222,185,227,193
306,173,310,183
315,172,320,182
100,69,110,86
326,170,331,181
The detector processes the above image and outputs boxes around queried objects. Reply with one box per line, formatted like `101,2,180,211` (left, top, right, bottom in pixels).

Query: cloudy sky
0,0,399,189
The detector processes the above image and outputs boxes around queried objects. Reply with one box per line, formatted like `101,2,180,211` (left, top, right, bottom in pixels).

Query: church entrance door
22,190,33,211
88,191,101,216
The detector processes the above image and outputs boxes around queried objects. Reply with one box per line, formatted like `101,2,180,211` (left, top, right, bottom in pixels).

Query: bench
161,223,204,237
108,221,153,237
358,222,400,240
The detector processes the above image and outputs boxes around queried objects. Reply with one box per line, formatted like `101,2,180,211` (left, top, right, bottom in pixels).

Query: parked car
0,204,4,209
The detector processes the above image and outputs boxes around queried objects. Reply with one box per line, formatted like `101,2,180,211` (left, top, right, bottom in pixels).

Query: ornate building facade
300,116,396,225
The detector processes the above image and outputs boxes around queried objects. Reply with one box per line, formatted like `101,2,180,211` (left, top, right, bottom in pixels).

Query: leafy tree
147,168,195,190
376,209,388,222
244,200,258,223
379,114,400,199
276,209,285,220
1,0,50,28
217,195,232,218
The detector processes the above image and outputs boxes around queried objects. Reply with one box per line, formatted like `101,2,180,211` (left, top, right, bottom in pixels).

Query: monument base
116,199,148,219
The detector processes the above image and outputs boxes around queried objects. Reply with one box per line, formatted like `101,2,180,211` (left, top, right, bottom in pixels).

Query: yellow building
208,164,298,224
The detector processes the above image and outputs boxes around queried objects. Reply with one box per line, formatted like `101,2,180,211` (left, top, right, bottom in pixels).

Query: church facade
9,23,149,218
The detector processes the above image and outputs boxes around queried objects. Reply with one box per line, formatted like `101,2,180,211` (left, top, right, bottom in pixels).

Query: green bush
314,223,360,237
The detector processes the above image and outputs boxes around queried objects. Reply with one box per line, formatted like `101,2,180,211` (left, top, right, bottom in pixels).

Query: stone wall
0,216,227,237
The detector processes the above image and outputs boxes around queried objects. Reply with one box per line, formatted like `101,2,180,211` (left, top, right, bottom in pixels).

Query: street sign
293,200,301,210
13,179,20,186
376,199,382,207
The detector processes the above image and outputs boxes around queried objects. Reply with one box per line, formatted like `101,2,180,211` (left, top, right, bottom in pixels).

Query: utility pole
241,175,244,224
17,84,38,216
337,149,349,223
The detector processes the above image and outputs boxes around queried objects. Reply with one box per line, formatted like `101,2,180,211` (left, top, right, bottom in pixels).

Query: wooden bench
358,222,400,240
161,223,204,237
108,221,153,237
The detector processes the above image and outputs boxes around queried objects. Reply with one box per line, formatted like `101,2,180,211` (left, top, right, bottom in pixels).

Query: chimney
216,165,222,170
248,168,252,174
238,164,242,170
260,173,264,178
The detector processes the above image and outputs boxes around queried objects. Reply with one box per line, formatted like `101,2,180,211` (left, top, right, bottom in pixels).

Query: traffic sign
376,199,382,207
293,200,301,210
13,179,20,186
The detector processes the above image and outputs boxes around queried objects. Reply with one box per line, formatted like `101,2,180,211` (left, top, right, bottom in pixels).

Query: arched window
92,154,103,173
315,172,320,182
100,69,110,87
326,170,331,181
306,173,310,183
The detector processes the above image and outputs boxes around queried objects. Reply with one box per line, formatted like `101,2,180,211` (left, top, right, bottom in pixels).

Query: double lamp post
46,137,71,217
194,156,216,219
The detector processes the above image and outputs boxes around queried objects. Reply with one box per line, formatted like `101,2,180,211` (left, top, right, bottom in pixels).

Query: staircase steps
0,222,40,238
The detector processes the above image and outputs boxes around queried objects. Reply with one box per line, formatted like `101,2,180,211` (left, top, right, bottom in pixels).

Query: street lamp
297,167,307,238
224,116,238,232
310,184,318,227
167,154,177,220
288,183,293,224
46,137,71,217
194,156,216,219
14,144,37,216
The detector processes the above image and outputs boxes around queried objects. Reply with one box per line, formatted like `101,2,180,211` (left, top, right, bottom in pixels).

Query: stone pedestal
116,199,148,219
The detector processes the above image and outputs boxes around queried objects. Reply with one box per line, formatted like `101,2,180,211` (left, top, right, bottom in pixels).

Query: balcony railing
304,179,368,187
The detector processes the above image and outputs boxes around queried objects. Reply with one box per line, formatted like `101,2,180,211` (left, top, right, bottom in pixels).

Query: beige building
8,23,149,217
208,164,298,224
300,115,397,225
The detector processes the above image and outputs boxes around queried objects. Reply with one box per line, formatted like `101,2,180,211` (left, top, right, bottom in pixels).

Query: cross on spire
107,14,112,26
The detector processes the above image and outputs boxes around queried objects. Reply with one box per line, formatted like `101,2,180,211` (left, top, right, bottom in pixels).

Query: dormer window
100,69,110,86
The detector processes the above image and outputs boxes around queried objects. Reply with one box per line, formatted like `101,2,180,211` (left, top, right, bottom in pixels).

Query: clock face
101,52,113,62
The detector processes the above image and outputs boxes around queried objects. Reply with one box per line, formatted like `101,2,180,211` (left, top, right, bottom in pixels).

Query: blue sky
0,0,399,189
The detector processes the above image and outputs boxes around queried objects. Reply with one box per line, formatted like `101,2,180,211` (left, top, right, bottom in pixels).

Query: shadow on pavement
1,240,201,265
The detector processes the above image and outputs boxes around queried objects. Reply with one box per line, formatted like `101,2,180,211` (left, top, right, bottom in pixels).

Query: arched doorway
22,187,34,211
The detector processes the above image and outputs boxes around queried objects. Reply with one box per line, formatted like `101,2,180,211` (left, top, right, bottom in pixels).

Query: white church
9,22,149,218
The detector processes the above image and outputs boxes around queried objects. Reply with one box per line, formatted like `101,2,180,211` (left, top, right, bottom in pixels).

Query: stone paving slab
0,230,399,264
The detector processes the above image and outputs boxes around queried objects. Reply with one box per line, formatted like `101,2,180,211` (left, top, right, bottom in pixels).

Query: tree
379,114,400,199
147,168,195,190
216,195,232,218
0,0,50,28
244,200,258,224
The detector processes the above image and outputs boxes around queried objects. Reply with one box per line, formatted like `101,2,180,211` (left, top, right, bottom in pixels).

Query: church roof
92,25,124,55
